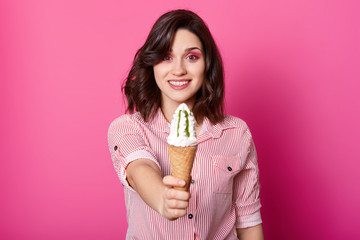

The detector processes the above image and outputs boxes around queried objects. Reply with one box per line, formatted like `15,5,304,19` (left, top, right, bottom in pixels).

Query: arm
108,116,190,220
233,125,263,231
237,224,264,240
126,158,191,220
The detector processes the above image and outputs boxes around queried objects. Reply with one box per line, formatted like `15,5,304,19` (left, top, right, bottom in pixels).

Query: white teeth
169,81,190,86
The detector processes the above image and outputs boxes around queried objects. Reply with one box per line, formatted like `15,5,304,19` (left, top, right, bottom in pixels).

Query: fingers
162,193,189,220
163,176,191,201
166,198,189,209
165,186,190,199
164,208,187,220
163,175,186,188
160,175,191,220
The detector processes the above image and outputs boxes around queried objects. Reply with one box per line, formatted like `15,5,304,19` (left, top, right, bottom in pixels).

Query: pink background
1,0,359,239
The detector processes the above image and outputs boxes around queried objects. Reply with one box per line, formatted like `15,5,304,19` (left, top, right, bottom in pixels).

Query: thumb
163,175,186,188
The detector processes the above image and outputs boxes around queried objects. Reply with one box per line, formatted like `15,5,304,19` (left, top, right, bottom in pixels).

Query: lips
168,79,191,90
169,80,190,86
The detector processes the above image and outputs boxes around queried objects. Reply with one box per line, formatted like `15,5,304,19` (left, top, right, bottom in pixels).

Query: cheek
153,66,160,78
153,64,170,79
192,60,205,74
153,66,167,91
153,67,163,84
191,63,205,79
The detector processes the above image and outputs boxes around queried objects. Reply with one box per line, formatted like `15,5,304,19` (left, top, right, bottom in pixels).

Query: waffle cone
168,144,197,191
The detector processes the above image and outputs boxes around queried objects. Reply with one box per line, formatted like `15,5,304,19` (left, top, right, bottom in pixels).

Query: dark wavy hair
123,9,224,124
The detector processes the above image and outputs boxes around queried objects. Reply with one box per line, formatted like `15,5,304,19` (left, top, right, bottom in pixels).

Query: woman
108,9,264,239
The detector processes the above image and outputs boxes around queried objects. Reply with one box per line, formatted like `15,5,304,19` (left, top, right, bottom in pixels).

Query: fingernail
178,180,185,186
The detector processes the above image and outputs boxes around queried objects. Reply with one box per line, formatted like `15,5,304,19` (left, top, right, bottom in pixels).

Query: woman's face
153,29,205,110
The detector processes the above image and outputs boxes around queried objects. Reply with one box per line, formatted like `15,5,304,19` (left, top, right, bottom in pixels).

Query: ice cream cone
168,144,197,191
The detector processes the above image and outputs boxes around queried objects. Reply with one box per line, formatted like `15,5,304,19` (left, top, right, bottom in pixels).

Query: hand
159,175,191,220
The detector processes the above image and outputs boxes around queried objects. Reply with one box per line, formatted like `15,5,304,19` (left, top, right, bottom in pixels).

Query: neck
161,100,203,136
161,101,195,124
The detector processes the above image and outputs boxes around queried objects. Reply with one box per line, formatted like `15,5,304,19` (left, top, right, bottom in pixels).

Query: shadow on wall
228,59,333,239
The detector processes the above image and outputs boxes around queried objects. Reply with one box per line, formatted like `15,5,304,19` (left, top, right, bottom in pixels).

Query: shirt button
227,166,232,171
191,179,195,184
188,214,193,219
114,146,118,151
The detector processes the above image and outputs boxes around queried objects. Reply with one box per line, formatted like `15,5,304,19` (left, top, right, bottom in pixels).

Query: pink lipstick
168,79,191,90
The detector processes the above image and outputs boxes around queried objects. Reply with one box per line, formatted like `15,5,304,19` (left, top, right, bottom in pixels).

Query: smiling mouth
169,80,191,86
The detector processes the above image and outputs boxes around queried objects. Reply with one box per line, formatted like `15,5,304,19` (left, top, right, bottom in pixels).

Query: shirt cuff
235,210,262,229
120,150,160,192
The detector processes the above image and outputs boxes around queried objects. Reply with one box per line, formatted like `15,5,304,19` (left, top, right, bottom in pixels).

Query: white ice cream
167,103,198,147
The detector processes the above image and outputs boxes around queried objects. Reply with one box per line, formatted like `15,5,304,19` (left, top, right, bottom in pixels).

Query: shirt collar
197,116,236,142
150,108,170,133
150,108,236,141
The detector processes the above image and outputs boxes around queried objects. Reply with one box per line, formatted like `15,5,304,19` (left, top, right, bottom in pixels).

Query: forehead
170,29,203,52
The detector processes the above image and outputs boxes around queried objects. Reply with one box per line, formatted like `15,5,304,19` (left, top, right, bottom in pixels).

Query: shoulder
222,115,250,130
108,112,145,135
109,112,142,125
216,115,254,141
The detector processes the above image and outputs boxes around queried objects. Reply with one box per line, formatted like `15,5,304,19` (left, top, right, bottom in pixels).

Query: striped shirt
108,109,262,239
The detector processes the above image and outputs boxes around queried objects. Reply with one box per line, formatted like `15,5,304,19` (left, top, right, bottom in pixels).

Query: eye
187,55,199,60
186,51,201,61
163,54,172,61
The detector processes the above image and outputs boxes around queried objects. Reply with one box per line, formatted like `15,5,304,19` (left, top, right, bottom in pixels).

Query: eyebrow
169,47,202,52
185,47,202,52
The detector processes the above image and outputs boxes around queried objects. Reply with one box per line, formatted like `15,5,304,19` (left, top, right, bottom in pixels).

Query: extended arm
237,224,264,240
126,158,191,220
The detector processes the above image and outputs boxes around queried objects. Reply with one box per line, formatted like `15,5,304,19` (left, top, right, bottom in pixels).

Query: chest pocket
212,155,242,194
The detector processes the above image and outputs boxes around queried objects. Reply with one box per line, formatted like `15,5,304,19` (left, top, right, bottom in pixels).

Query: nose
171,59,187,76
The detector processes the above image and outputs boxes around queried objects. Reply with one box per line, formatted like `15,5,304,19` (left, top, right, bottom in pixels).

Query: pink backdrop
1,0,359,239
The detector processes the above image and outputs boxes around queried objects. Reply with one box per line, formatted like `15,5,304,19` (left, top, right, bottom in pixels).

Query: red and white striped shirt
108,109,262,239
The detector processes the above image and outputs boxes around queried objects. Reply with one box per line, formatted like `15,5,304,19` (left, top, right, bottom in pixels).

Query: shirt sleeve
233,126,262,228
107,115,160,191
